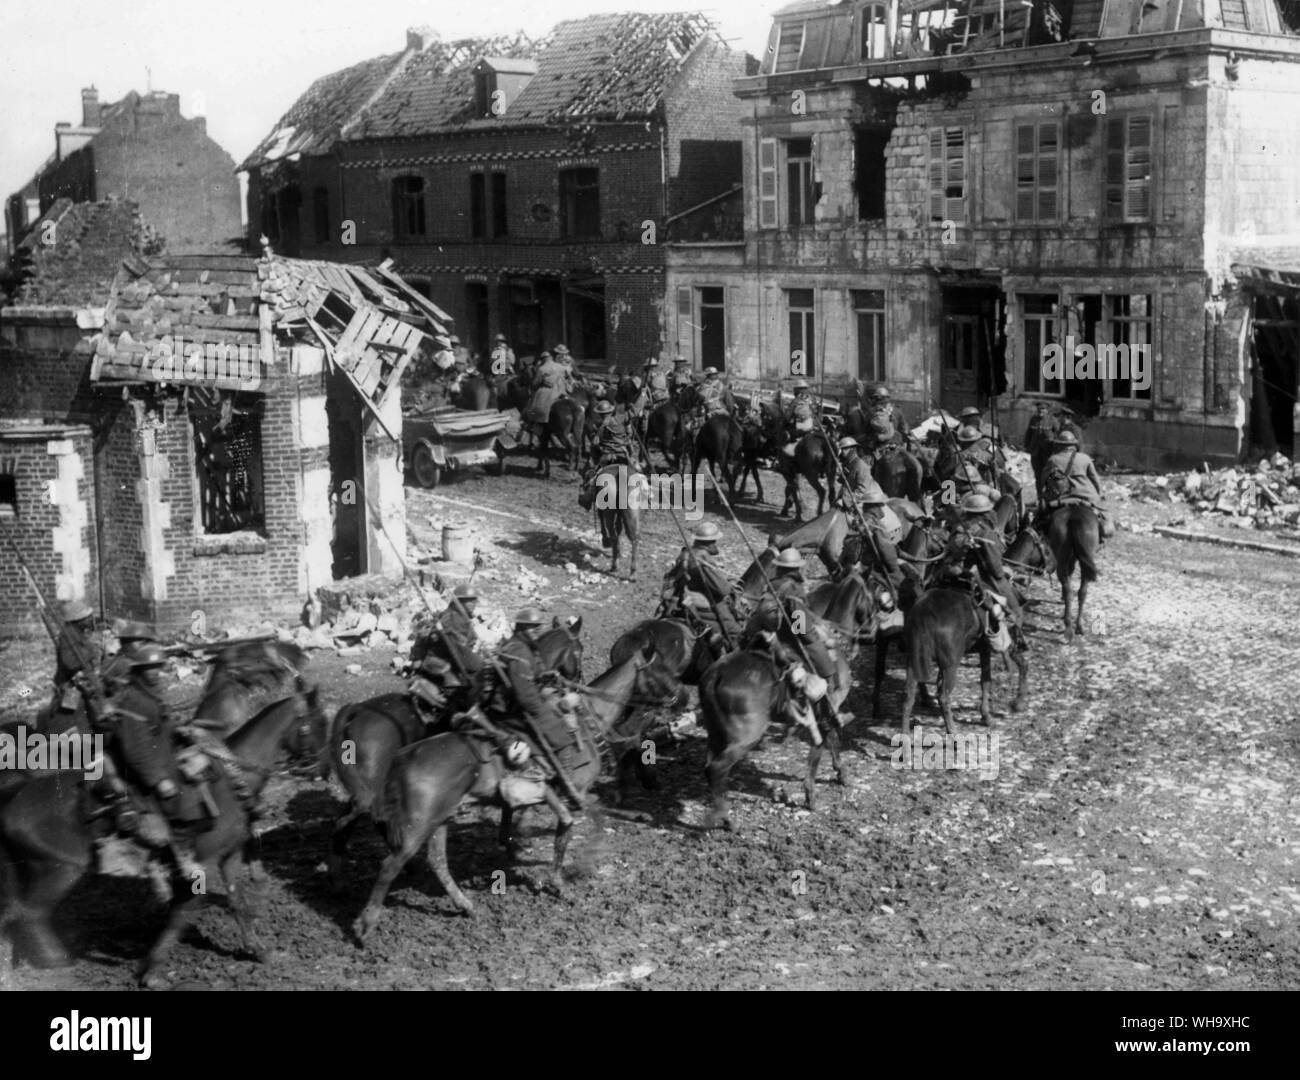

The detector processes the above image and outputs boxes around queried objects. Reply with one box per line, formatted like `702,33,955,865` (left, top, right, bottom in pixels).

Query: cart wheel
412,443,442,489
487,454,506,477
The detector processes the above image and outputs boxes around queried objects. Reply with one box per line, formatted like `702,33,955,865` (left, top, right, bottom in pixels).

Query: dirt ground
4,448,1300,990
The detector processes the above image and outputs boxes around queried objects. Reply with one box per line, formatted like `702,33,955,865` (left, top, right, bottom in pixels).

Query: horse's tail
1069,509,1099,583
905,611,935,684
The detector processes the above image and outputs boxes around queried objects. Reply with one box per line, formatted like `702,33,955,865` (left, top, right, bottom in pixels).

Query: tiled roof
346,12,719,139
11,198,162,308
238,50,409,170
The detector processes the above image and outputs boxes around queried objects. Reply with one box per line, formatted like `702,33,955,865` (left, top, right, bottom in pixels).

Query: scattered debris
1131,455,1300,531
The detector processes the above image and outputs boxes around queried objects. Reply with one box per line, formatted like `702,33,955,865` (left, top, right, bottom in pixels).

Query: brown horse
192,640,311,734
899,589,1028,735
535,399,586,477
872,446,927,503
0,684,326,987
693,414,743,501
609,618,717,686
351,646,676,938
645,400,688,472
1045,504,1100,641
326,619,583,880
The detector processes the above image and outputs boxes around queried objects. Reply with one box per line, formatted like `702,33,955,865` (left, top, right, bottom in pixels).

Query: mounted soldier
867,385,910,440
51,600,103,727
525,348,567,426
107,644,206,890
659,521,743,650
936,493,1021,651
102,619,161,691
1037,430,1112,541
784,381,817,440
484,608,591,810
409,584,483,717
954,424,1005,486
489,333,516,378
862,416,905,465
670,359,695,401
644,357,670,408
697,367,732,419
553,344,578,394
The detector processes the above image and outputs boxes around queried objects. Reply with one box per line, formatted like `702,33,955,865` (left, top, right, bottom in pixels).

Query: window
853,290,886,382
1021,293,1062,396
1105,294,1153,401
1104,115,1152,222
675,285,693,363
786,138,817,228
758,138,779,229
787,288,816,377
1015,122,1060,223
928,127,966,223
860,3,889,59
559,167,599,239
312,187,330,244
392,175,426,240
491,172,508,238
855,129,888,221
0,460,16,520
192,394,266,535
470,173,486,239
774,21,806,72
698,286,727,371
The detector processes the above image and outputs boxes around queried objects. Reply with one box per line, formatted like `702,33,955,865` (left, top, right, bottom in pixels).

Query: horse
899,588,1028,735
534,398,586,478
645,400,688,472
325,618,583,880
351,646,679,937
0,684,326,987
781,432,837,521
734,416,768,502
610,618,721,686
697,636,854,830
693,413,743,501
453,373,492,411
1045,504,1100,641
191,640,311,734
872,446,926,503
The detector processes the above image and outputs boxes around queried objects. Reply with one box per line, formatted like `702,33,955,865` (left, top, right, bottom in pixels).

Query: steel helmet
773,548,804,571
792,380,810,392
514,607,545,627
859,486,888,506
1052,430,1079,447
452,584,478,600
494,333,508,342
131,642,168,668
703,366,719,376
116,620,158,642
645,357,658,366
956,425,981,444
960,493,995,514
594,399,615,416
62,600,94,624
871,385,891,400
691,521,721,544
958,462,984,486
837,435,859,451
959,406,982,421
553,344,571,356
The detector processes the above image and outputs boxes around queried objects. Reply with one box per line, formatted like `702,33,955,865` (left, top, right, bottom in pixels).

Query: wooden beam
372,263,452,326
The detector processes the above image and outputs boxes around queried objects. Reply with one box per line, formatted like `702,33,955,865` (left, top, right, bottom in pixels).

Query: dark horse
352,646,679,938
1046,504,1100,641
610,618,719,686
900,589,1028,735
535,398,586,478
326,618,584,880
872,446,926,504
782,432,837,521
0,684,326,987
645,400,688,472
192,640,312,734
693,413,743,500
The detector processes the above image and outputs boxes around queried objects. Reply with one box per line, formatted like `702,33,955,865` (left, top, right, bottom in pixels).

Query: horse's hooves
351,913,378,946
835,769,850,787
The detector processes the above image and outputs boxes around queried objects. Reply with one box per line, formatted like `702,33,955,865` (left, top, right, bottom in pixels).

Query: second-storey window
788,288,816,378
787,138,817,227
471,172,508,239
559,167,600,239
1104,115,1152,222
853,289,886,383
491,172,508,238
392,175,426,240
773,21,806,72
928,127,966,223
1015,121,1060,223
470,173,487,239
759,138,779,228
860,3,889,59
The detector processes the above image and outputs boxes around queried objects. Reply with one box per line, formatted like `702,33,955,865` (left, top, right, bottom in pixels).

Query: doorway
940,287,1005,414
1249,291,1300,457
699,287,726,370
325,371,366,579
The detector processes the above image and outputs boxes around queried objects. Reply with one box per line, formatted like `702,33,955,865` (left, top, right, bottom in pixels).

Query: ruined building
664,0,1300,466
240,14,751,366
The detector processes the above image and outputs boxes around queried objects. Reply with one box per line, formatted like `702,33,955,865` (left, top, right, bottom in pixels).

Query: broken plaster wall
291,344,333,598
363,387,405,576
47,435,92,604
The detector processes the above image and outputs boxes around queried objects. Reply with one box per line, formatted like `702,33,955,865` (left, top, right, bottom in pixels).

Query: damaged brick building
240,14,751,366
665,0,1300,467
0,198,444,635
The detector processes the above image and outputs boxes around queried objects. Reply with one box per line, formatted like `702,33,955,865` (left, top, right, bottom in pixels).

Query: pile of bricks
1133,454,1300,529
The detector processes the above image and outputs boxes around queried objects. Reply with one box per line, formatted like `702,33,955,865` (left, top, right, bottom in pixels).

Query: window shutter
1126,115,1152,221
1036,122,1059,222
1103,118,1126,220
1015,123,1036,222
928,129,945,221
759,138,779,228
676,286,693,364
945,128,965,224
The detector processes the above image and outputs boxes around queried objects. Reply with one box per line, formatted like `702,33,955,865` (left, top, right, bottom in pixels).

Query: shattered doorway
940,287,1005,414
325,368,366,579
1250,291,1300,458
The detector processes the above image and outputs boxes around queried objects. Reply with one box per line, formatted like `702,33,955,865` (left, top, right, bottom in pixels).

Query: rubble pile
1129,454,1300,530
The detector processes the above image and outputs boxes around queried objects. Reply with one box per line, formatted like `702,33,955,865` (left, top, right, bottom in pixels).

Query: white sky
0,1,780,218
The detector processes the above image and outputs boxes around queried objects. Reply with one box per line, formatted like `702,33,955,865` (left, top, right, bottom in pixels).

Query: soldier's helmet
594,399,615,416
703,366,719,377
553,344,571,357
1052,430,1079,447
773,548,804,572
859,486,888,506
956,424,982,444
63,600,94,624
116,619,158,642
792,380,810,392
645,357,658,367
837,435,859,451
957,462,984,487
131,642,168,668
959,406,983,422
869,418,895,440
691,521,722,545
494,333,508,343
960,492,995,515
452,584,478,600
871,385,891,400
514,607,545,627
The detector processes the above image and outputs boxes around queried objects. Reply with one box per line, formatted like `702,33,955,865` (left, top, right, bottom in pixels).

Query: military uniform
420,603,482,680
744,572,836,685
840,451,882,508
699,378,731,417
661,544,742,641
646,366,670,405
488,630,586,774
787,393,816,435
490,340,516,377
1040,445,1103,511
111,683,208,823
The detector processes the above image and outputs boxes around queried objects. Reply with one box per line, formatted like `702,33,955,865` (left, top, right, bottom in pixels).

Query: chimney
406,26,438,52
81,86,99,127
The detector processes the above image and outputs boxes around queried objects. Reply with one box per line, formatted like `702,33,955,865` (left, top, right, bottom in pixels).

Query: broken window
1015,121,1060,223
855,128,888,221
860,3,889,59
788,288,816,377
758,138,779,229
1105,294,1154,401
853,290,886,382
1021,293,1062,397
773,21,806,72
1104,115,1152,223
559,167,600,239
392,175,427,240
312,187,330,244
192,393,266,535
929,127,966,223
786,139,818,227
